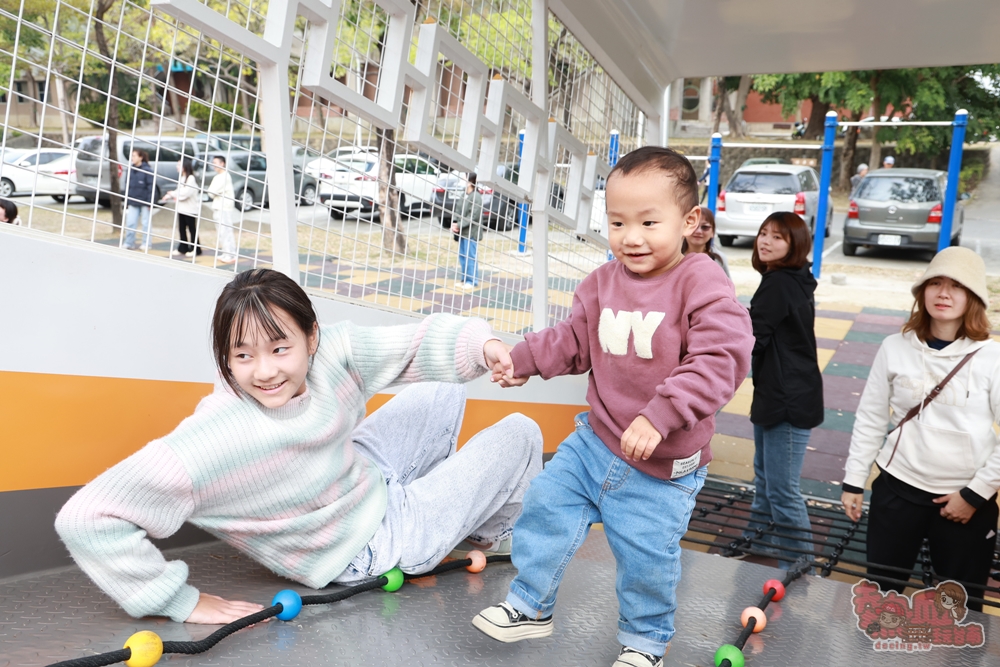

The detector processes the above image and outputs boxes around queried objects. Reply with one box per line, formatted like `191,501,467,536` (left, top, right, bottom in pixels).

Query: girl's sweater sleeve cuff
160,583,201,622
964,479,995,506
841,482,865,494
455,318,496,380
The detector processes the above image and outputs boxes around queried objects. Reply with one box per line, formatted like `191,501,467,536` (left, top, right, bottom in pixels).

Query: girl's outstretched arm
337,313,496,398
55,441,203,622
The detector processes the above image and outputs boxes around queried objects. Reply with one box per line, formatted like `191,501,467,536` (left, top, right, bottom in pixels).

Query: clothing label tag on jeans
671,451,701,479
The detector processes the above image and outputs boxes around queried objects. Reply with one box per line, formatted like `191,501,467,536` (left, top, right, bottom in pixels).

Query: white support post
531,0,549,332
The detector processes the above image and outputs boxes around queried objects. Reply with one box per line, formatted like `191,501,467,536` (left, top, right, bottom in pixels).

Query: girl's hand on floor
841,491,864,522
620,415,662,461
186,592,266,624
933,492,976,524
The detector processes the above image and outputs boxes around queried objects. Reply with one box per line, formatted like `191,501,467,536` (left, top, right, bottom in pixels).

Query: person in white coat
207,155,237,264
162,157,202,257
841,247,1000,611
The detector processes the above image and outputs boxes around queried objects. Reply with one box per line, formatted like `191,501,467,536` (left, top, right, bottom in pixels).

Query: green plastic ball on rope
381,567,405,592
714,644,745,667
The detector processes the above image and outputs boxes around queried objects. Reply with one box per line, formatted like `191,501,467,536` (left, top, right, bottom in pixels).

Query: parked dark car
201,151,317,211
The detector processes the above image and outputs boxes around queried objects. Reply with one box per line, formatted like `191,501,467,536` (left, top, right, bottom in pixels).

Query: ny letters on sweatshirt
598,309,665,359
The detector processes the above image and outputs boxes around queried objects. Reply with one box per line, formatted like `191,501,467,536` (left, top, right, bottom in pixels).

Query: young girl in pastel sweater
56,268,542,624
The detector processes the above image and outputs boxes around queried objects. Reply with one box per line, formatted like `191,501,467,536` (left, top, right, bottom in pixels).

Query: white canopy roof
553,0,1000,118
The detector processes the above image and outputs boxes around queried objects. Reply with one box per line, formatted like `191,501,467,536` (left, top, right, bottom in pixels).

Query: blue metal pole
707,134,722,214
606,131,621,261
516,129,529,253
938,109,968,253
812,110,838,279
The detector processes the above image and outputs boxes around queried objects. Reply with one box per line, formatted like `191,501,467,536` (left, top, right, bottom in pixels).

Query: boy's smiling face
605,170,700,278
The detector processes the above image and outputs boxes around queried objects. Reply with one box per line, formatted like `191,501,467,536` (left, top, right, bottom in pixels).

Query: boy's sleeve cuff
638,395,687,440
509,341,539,378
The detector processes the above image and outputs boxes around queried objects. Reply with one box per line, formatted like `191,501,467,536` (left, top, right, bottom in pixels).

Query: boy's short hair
608,146,698,214
213,155,227,167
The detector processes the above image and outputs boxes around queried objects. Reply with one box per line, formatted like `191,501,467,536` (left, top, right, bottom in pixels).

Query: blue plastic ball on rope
272,589,303,621
381,567,405,592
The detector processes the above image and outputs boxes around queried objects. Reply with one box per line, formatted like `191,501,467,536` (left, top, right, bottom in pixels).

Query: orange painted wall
1,371,582,493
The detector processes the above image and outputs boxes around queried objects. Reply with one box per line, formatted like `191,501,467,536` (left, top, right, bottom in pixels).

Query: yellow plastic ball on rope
123,630,163,667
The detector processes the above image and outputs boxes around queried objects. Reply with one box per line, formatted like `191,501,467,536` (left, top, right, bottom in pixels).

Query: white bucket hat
911,246,989,307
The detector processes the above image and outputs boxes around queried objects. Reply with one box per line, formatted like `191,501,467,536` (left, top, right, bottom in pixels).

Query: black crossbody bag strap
884,348,981,468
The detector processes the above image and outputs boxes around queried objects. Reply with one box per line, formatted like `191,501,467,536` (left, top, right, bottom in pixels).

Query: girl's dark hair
212,268,319,396
682,206,723,264
903,280,990,342
468,172,477,185
0,198,17,223
133,149,149,163
180,156,195,179
751,211,811,274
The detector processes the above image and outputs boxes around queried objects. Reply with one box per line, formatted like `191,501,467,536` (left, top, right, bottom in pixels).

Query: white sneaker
449,536,512,559
171,249,183,257
613,647,663,667
472,602,553,643
184,251,195,257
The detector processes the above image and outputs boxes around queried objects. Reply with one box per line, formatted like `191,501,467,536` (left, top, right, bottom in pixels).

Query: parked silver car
842,168,962,256
715,164,832,245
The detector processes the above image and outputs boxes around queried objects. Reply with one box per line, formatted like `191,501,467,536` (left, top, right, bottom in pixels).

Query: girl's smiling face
228,306,318,408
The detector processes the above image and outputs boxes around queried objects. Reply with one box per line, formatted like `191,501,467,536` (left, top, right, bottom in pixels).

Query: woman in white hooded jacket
842,247,1000,611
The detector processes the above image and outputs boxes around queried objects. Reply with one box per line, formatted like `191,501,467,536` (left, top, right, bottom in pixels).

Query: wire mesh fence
1,0,646,332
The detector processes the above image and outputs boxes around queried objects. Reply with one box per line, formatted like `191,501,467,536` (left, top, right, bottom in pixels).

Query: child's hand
484,340,522,386
621,415,663,462
841,491,864,522
186,592,267,624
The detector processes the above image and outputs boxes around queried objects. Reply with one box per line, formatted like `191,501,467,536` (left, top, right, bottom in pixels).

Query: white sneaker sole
472,614,553,642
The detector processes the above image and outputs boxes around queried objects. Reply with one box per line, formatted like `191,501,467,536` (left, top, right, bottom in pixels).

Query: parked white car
308,152,440,218
715,164,832,245
0,148,73,198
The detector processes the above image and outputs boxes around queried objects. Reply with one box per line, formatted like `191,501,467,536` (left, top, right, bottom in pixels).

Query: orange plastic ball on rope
763,579,786,601
466,550,487,573
740,606,767,632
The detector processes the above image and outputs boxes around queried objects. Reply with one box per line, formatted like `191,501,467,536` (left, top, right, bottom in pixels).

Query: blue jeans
458,237,478,286
506,413,706,656
746,422,813,568
124,204,151,248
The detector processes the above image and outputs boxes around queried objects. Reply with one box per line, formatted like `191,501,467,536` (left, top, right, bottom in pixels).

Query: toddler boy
472,146,754,667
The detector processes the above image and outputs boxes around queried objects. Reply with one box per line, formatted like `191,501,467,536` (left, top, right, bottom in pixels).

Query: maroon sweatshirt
510,253,753,480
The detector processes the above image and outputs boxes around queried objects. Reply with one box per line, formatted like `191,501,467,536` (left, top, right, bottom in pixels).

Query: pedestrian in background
883,155,895,169
0,198,22,225
698,164,711,204
682,206,730,277
207,155,237,264
842,247,1000,611
451,172,483,290
162,157,202,258
850,163,868,194
745,211,824,568
123,149,154,250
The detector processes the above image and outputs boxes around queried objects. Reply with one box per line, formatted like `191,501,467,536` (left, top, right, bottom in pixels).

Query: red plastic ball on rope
466,550,487,573
763,579,785,601
740,606,767,632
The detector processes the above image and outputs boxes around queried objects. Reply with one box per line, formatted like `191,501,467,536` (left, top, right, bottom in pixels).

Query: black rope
46,555,512,667
48,650,131,667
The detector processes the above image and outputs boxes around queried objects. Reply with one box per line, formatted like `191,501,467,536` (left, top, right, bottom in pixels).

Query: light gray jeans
332,382,543,582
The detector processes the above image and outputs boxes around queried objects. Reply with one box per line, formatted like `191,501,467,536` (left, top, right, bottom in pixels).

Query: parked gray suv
843,168,963,256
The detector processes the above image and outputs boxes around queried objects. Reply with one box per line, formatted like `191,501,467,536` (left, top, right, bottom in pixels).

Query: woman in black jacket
745,211,824,567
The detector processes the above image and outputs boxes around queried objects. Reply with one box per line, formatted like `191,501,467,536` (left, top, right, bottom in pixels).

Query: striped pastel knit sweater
56,314,494,622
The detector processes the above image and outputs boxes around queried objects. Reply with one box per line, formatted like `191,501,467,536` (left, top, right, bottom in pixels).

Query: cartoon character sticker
852,580,985,652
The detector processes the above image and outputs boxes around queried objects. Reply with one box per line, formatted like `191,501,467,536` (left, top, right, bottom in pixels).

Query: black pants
177,213,201,254
866,473,998,612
